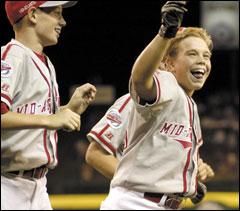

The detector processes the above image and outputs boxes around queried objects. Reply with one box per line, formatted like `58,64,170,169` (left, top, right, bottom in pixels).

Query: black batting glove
191,181,207,204
159,1,188,38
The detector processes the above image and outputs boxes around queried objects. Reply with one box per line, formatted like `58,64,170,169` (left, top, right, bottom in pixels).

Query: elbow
131,73,145,93
85,146,94,166
85,141,100,167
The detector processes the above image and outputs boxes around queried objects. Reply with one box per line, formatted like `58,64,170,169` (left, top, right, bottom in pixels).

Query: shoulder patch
1,60,12,78
106,109,122,129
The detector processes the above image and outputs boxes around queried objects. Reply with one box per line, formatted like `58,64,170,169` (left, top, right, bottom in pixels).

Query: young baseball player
100,1,214,210
86,93,133,179
86,93,214,189
1,1,96,210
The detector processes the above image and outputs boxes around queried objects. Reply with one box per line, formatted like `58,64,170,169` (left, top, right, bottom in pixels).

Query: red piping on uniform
2,44,15,60
1,102,9,114
1,43,25,60
174,139,192,149
54,87,60,106
182,95,193,193
31,59,51,98
119,95,131,112
1,93,12,105
153,73,161,103
90,131,116,154
98,95,131,136
1,44,20,108
95,95,131,153
186,96,193,132
98,124,110,137
183,148,192,193
43,129,51,165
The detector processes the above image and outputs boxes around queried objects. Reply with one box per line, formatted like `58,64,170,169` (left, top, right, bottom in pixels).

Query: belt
144,192,182,209
8,165,48,180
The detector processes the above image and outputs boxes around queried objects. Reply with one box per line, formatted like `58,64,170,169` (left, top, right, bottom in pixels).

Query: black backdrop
1,0,239,195
1,1,238,105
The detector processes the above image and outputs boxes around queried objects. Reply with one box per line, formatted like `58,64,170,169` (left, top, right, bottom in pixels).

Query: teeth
191,69,205,74
55,29,61,34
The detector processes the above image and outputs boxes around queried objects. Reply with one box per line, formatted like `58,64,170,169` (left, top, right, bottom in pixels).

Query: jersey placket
46,60,58,166
185,98,198,196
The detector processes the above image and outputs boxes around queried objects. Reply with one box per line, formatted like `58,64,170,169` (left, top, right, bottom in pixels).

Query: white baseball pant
1,174,52,210
100,186,182,210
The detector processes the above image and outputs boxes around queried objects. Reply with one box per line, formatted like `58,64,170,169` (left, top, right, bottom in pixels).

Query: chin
45,39,58,47
193,83,204,91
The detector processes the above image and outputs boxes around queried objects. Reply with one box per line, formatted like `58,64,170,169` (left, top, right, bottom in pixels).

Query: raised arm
131,1,187,102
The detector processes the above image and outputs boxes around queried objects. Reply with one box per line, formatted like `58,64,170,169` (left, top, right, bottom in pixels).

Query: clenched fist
159,1,188,38
197,158,215,182
67,83,97,115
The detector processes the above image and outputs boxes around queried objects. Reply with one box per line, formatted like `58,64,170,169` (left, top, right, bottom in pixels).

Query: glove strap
159,25,179,38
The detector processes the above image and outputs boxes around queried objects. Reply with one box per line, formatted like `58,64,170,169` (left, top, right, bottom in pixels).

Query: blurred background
1,0,239,210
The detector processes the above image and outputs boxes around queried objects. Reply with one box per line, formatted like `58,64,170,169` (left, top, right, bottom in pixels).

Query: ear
165,57,175,73
27,7,38,24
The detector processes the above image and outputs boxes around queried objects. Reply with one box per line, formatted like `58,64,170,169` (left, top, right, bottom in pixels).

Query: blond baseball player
1,1,96,210
101,1,214,210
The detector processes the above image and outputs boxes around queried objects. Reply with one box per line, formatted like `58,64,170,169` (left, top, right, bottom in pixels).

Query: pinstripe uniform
101,70,203,210
1,39,59,210
1,39,59,172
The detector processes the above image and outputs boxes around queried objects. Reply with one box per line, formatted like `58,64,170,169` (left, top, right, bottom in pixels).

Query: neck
15,29,44,54
187,90,194,97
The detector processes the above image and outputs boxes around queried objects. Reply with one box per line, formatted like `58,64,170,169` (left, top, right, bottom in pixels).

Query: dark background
1,1,238,104
1,1,239,196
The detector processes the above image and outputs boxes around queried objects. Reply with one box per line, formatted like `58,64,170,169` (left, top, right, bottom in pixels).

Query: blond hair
161,27,213,66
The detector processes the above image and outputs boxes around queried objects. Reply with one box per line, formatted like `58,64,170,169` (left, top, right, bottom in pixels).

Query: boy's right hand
159,1,188,38
45,108,80,131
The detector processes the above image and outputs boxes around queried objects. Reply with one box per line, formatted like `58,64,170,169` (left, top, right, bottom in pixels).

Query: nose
196,55,206,65
60,17,67,27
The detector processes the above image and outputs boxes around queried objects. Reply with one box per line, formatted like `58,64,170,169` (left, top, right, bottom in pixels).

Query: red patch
106,109,122,128
1,83,10,92
1,60,12,78
105,132,114,140
174,139,192,149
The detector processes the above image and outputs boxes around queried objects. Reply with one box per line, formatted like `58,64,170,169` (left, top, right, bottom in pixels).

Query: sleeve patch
1,60,12,78
106,109,122,129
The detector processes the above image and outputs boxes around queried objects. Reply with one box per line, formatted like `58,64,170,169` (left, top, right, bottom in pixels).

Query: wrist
159,24,179,38
41,115,51,129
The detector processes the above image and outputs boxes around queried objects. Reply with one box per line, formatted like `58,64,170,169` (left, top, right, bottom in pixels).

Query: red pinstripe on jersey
153,73,161,103
43,129,51,165
1,44,21,109
90,131,116,154
90,95,132,154
183,149,192,193
182,95,193,193
31,59,51,98
1,93,12,106
31,58,58,165
1,44,16,60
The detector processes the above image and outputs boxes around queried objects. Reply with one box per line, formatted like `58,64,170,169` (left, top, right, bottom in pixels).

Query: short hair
163,27,213,62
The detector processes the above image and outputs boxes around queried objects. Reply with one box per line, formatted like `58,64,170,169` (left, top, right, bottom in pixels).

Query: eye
50,10,62,19
188,52,197,56
203,54,210,60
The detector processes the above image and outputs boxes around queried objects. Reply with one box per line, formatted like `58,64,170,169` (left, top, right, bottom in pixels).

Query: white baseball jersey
111,70,203,197
1,39,60,172
87,94,133,160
